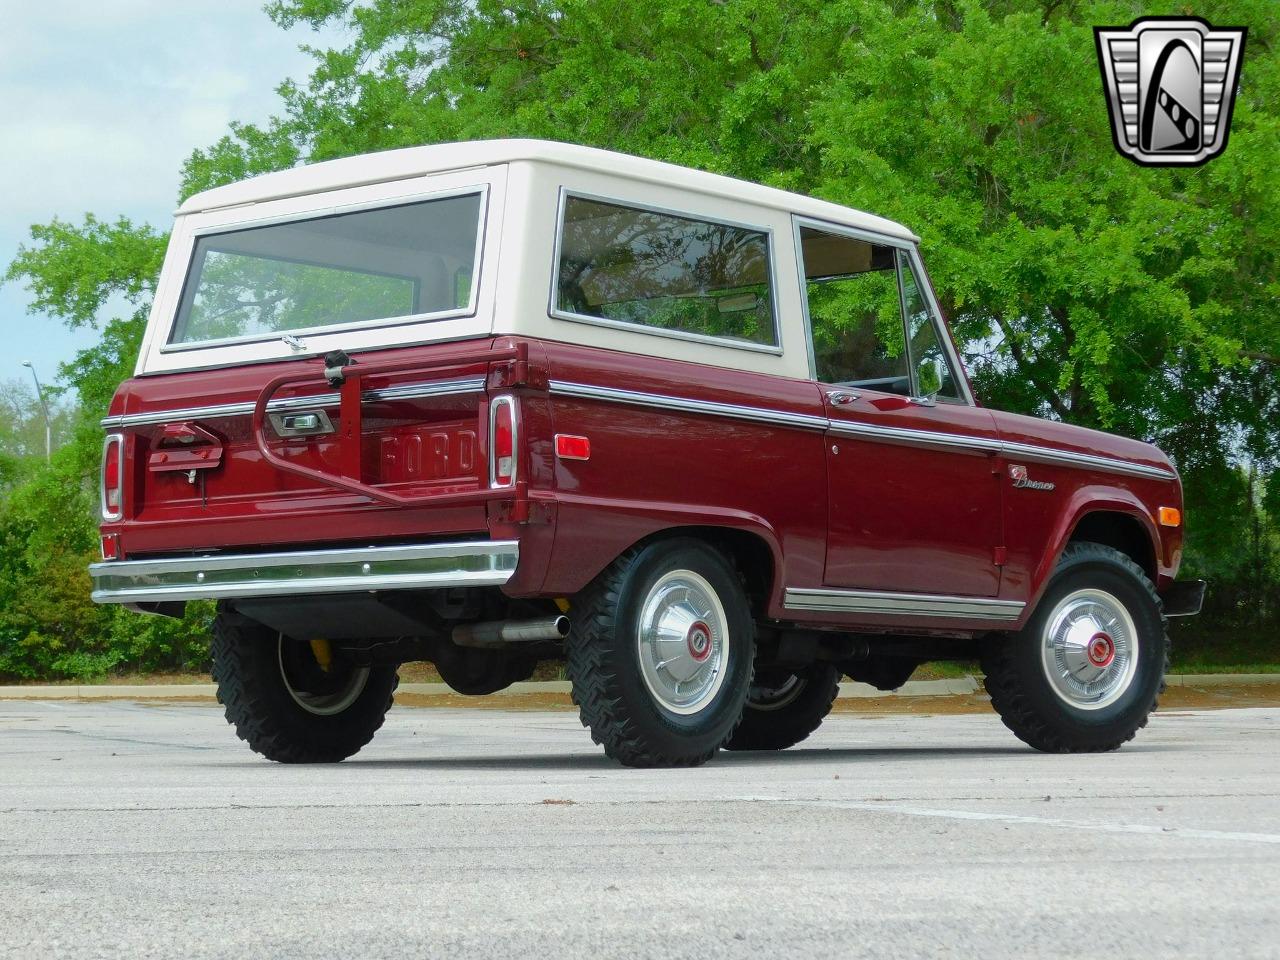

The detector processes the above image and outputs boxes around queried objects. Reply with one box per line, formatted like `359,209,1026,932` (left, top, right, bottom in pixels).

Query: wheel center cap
1087,632,1116,668
686,621,713,663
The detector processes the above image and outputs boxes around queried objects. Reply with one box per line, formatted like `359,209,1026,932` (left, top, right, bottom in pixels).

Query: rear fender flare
540,494,785,610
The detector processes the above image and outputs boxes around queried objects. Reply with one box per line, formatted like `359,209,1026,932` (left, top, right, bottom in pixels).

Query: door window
797,226,909,394
899,251,963,402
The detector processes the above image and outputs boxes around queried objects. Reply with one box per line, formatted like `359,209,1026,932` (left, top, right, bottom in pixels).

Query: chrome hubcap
278,636,370,717
1040,588,1139,710
637,570,729,716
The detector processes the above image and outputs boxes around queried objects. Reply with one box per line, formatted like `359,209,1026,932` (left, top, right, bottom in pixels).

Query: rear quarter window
552,195,778,350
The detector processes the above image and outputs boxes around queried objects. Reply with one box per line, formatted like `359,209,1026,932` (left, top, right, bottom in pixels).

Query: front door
797,223,1002,597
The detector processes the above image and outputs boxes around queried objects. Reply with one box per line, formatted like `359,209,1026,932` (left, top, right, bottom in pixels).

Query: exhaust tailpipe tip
452,615,571,648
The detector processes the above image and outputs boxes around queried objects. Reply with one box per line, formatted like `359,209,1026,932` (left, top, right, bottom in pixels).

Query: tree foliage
1,0,1277,678
226,0,1280,437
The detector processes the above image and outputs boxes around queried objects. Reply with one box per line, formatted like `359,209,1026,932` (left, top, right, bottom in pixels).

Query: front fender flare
1023,487,1161,622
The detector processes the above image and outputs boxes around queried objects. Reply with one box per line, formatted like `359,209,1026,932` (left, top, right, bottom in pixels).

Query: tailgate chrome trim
90,540,518,604
100,376,487,429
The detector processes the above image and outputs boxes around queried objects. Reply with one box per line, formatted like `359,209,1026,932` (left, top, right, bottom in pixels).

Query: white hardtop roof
177,139,919,242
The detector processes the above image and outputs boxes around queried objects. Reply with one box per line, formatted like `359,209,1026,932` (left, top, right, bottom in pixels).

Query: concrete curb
2,673,1274,701
1161,673,1280,686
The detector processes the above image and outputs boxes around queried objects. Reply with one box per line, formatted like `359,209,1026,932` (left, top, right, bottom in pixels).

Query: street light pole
20,361,52,462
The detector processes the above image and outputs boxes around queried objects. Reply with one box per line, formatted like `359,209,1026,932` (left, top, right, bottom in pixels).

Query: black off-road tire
211,608,399,763
981,542,1169,753
565,539,755,768
724,662,841,751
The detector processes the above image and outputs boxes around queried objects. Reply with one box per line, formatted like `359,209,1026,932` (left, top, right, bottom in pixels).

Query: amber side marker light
1158,507,1182,527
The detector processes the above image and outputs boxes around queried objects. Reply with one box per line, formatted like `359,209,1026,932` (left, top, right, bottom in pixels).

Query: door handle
826,390,860,405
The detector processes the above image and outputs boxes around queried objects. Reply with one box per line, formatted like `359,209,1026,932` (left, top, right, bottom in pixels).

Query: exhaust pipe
452,615,571,649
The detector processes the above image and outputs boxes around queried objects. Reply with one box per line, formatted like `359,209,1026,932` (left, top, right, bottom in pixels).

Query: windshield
169,192,483,347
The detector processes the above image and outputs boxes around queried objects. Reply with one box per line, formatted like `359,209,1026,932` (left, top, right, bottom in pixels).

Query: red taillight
102,434,123,520
489,396,517,488
554,434,591,461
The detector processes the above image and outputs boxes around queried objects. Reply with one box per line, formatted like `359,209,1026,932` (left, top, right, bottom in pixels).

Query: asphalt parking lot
1,700,1277,960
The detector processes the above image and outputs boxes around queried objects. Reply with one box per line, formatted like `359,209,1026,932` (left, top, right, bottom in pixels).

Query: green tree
0,218,207,680
0,378,77,468
185,0,1276,443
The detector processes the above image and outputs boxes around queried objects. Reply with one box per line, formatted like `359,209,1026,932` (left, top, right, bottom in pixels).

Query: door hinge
488,342,547,391
489,359,547,391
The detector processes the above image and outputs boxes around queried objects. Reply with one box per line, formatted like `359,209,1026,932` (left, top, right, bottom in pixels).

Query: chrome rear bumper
89,541,518,604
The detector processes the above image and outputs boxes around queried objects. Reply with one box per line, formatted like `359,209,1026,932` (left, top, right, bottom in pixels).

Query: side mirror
917,357,943,399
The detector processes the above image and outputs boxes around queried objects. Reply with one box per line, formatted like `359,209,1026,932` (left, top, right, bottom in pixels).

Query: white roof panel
177,139,919,242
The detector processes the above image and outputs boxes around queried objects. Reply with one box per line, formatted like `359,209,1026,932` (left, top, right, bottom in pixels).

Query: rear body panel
101,339,504,557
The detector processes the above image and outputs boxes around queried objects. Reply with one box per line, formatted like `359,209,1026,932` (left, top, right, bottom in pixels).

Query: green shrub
0,444,213,682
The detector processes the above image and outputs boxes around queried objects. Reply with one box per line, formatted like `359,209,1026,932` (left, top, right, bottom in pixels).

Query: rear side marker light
1158,506,1181,527
554,434,591,461
489,395,518,489
100,535,119,561
101,433,124,521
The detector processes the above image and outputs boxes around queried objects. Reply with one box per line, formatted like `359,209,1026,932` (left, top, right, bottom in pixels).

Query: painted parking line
742,797,1280,845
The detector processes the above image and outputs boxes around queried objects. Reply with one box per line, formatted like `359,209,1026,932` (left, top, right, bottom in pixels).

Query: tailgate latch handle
323,349,356,387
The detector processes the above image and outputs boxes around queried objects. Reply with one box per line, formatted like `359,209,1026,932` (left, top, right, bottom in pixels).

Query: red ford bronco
91,140,1204,766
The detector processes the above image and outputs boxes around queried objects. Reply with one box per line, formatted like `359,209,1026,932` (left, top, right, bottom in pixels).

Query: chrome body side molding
997,439,1173,481
103,377,1175,481
100,376,487,429
548,380,830,432
784,587,1025,621
549,381,1176,480
826,419,1003,454
90,540,518,604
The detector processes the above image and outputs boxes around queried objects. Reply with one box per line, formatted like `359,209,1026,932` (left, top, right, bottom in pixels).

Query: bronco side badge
1010,465,1055,492
1094,17,1246,167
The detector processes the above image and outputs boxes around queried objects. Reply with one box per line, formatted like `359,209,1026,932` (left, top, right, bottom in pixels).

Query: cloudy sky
0,1,340,392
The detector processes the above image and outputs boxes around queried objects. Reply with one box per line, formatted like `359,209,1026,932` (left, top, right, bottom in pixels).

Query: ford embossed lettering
91,140,1204,766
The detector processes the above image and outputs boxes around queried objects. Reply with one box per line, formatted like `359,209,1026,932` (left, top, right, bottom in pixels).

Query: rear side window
553,195,777,349
170,192,483,347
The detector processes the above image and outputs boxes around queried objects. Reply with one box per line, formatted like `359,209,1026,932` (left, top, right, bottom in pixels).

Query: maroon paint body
99,326,1183,636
